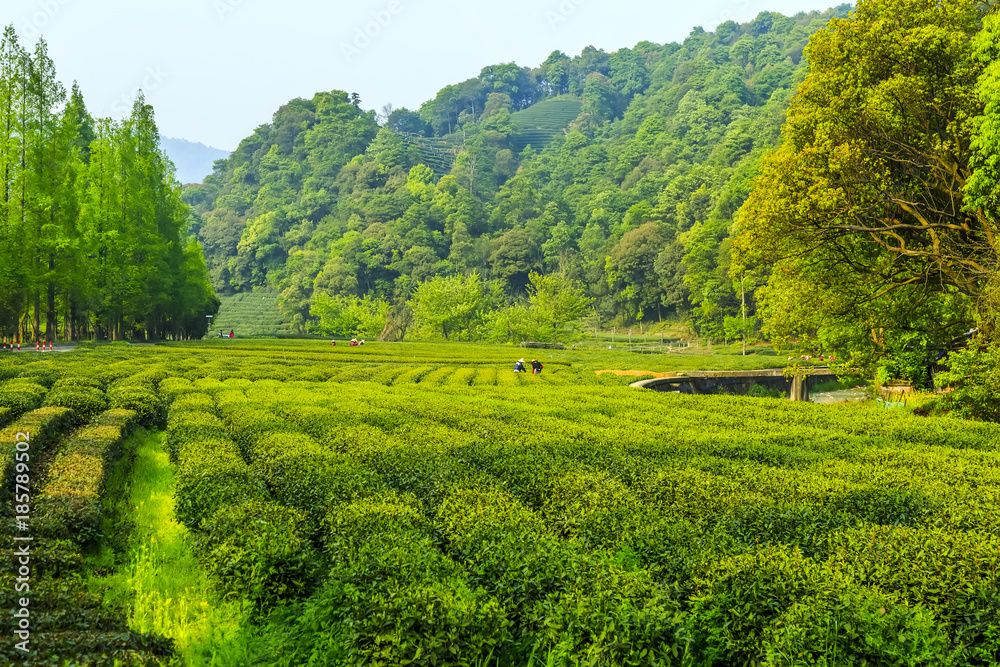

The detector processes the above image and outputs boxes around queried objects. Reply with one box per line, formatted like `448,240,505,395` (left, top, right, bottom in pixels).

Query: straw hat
518,358,525,363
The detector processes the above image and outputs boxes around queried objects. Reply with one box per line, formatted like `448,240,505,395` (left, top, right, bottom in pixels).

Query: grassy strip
100,430,247,666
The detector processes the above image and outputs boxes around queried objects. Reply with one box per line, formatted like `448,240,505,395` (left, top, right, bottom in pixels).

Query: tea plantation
1,341,998,666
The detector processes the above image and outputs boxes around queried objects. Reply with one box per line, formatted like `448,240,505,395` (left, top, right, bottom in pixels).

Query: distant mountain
160,136,231,185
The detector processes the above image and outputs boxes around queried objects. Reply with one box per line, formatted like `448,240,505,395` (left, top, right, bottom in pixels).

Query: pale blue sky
3,0,843,150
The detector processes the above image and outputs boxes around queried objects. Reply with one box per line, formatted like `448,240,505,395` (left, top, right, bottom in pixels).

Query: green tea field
1,341,998,666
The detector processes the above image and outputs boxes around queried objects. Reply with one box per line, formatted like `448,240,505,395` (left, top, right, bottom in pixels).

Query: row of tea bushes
0,407,75,503
3,342,999,664
0,364,177,664
35,409,140,544
208,374,1000,664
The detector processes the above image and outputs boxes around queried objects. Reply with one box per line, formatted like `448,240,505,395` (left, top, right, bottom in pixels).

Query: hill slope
209,292,293,338
510,98,583,152
184,5,853,339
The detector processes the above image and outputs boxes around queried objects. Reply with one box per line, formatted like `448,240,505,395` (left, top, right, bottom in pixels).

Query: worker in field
531,359,543,374
229,330,235,338
514,358,526,373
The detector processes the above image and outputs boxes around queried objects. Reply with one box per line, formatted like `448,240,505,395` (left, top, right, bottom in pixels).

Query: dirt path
595,369,675,378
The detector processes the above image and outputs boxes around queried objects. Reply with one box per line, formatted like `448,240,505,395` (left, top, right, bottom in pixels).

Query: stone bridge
629,368,837,401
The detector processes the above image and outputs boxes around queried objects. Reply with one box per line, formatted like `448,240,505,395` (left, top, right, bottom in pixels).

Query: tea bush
9,340,1000,664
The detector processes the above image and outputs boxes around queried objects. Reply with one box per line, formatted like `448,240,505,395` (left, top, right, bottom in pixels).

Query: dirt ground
595,369,674,378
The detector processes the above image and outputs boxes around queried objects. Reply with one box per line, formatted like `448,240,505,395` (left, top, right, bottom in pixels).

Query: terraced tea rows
210,291,292,338
1,342,997,666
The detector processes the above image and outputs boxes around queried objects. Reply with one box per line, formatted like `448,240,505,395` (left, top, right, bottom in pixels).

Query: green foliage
194,500,320,612
310,292,390,338
11,339,1000,663
411,273,486,340
736,0,988,375
251,431,382,525
0,380,46,417
0,26,217,343
760,589,950,665
937,345,1000,421
36,410,138,544
0,407,75,501
172,410,269,529
43,387,109,424
185,8,855,339
107,384,166,426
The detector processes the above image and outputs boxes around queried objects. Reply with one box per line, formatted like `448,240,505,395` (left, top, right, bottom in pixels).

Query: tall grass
102,431,249,665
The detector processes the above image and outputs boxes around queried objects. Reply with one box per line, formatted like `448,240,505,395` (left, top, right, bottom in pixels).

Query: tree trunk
741,274,747,357
32,291,40,341
46,257,56,342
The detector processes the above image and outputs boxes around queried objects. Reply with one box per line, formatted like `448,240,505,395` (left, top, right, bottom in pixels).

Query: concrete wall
631,369,836,401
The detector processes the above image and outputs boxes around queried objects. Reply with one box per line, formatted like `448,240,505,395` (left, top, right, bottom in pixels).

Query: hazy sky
5,0,839,151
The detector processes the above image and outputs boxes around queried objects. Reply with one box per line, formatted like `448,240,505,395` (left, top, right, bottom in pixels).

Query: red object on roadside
48,341,53,352
36,341,39,352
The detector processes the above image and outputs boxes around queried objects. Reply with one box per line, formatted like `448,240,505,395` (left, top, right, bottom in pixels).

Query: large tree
735,0,991,361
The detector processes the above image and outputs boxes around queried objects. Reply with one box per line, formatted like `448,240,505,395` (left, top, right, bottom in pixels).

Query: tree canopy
0,25,217,342
734,0,999,377
184,6,853,339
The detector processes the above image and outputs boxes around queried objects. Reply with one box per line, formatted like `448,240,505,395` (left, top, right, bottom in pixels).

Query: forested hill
184,5,852,337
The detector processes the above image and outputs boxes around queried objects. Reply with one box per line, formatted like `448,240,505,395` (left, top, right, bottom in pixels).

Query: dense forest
0,26,218,343
184,6,853,341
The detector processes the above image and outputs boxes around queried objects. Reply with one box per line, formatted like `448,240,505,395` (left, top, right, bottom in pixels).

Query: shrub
0,363,19,383
195,500,319,611
253,444,381,525
175,447,268,530
527,568,686,665
170,392,216,415
937,346,1000,421
52,376,104,392
760,588,950,666
159,377,198,402
115,369,168,390
323,490,427,562
18,363,57,387
107,385,166,426
44,387,108,424
0,381,47,417
35,409,140,542
90,409,140,435
224,408,289,459
343,578,509,667
164,410,229,461
0,408,75,500
685,546,846,662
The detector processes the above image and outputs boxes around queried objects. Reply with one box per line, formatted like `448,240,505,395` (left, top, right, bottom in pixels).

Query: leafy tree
410,272,484,340
311,293,390,338
606,223,667,322
524,272,592,342
735,0,987,366
386,107,428,135
490,229,538,293
181,7,854,338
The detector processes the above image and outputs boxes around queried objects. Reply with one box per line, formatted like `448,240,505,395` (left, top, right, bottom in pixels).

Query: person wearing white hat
514,358,526,373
